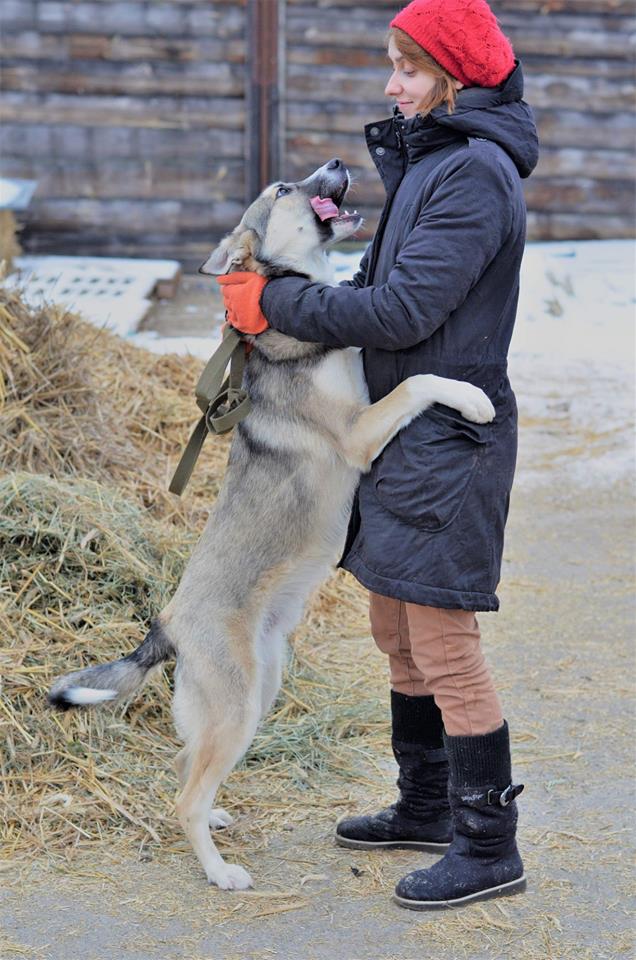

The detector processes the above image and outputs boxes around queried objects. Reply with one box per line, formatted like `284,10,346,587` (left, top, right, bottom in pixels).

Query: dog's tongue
310,195,339,221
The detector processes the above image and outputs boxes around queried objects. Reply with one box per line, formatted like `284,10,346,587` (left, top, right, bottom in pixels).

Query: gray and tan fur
49,159,495,890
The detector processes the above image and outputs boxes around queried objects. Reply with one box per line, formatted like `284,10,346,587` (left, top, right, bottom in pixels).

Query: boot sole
335,835,451,853
393,875,527,911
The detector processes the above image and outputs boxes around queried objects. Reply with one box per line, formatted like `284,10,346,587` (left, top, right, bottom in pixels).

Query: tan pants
369,592,504,736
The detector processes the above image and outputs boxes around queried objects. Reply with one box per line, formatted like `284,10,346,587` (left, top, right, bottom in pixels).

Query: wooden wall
0,0,249,263
1,0,634,267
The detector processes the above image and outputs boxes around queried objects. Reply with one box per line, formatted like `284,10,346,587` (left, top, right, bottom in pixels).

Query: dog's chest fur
312,347,369,408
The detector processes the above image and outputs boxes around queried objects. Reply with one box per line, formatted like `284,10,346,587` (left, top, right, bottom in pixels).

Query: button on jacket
261,63,539,611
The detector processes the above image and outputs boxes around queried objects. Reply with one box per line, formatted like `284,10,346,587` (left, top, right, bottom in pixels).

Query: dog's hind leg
175,711,258,889
172,628,261,888
175,746,234,831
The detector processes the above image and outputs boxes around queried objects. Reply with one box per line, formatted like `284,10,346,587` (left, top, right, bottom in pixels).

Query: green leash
169,327,251,496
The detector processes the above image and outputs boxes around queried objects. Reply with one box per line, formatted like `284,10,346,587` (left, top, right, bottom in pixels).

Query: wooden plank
494,0,636,15
526,211,635,240
521,54,636,78
523,177,633,213
1,122,244,159
0,156,245,201
0,61,245,97
522,69,636,113
25,2,247,39
533,147,636,179
533,107,636,148
285,134,375,173
72,0,246,5
22,198,246,232
0,0,37,30
285,8,406,47
15,230,239,269
0,92,245,129
0,32,246,64
286,102,385,134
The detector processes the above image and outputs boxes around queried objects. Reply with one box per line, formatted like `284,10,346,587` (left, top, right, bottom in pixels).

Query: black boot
394,721,526,910
335,692,453,852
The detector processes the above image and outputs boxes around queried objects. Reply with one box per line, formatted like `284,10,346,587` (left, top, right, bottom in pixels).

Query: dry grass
0,284,230,526
0,287,386,871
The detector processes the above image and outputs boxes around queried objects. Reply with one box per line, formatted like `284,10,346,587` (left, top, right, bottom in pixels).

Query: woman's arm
261,152,514,351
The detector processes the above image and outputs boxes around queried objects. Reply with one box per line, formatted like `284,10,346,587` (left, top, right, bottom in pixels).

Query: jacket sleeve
260,152,515,351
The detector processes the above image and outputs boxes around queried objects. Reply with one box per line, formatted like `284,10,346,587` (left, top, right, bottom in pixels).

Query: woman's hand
216,272,269,335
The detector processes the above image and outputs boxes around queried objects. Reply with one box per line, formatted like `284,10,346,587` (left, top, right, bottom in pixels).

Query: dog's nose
326,158,343,170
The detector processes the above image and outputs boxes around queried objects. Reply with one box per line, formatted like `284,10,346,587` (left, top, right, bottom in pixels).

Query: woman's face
384,36,437,119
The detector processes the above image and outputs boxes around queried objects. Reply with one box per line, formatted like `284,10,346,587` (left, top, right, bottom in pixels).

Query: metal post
246,0,286,202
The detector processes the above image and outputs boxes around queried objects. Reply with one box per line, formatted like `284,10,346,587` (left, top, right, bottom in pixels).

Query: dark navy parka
261,63,539,611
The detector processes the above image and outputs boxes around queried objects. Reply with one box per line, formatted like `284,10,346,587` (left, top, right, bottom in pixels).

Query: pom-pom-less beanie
390,0,515,88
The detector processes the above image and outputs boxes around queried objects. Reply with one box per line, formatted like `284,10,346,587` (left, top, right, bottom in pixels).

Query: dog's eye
276,186,291,199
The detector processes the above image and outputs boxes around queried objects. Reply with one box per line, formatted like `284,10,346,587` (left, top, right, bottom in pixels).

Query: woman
219,0,538,910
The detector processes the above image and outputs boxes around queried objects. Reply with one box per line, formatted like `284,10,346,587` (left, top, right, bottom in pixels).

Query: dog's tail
48,619,175,710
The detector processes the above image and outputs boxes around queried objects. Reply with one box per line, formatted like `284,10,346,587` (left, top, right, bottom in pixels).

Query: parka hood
394,62,539,179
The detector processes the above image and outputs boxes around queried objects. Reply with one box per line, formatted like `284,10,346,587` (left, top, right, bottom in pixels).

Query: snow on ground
129,330,223,358
510,240,634,487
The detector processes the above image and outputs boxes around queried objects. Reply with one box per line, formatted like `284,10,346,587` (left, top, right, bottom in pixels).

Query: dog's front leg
342,374,494,471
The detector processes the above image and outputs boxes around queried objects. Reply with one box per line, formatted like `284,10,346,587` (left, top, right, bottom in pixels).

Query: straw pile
0,287,384,866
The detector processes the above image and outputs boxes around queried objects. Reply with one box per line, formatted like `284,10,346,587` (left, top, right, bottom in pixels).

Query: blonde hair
389,27,459,115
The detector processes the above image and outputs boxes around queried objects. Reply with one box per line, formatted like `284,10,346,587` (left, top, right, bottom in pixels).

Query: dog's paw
209,807,234,830
453,383,495,424
209,863,253,891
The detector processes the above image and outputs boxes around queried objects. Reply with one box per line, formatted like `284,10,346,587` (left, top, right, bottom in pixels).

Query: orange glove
216,272,269,335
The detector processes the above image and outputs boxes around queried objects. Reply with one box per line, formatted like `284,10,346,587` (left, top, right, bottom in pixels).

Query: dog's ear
198,237,234,276
199,229,261,276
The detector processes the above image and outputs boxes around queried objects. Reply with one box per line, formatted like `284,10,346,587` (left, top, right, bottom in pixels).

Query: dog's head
200,159,363,278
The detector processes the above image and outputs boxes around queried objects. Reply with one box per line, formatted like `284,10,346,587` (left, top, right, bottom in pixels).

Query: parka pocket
373,406,491,533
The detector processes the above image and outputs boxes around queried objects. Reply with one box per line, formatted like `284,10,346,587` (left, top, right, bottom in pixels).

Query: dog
49,159,495,890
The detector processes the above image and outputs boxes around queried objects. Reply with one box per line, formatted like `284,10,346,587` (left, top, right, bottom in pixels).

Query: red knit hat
390,0,515,88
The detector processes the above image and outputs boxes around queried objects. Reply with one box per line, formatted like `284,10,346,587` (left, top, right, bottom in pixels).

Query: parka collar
364,112,461,197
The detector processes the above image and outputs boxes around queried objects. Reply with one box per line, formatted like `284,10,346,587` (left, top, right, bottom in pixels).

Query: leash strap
169,326,251,496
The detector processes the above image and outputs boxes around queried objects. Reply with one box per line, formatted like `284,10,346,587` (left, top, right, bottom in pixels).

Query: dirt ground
1,281,634,960
140,274,226,339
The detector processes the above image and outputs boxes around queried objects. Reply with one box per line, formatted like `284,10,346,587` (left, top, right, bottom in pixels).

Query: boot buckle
488,783,524,807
